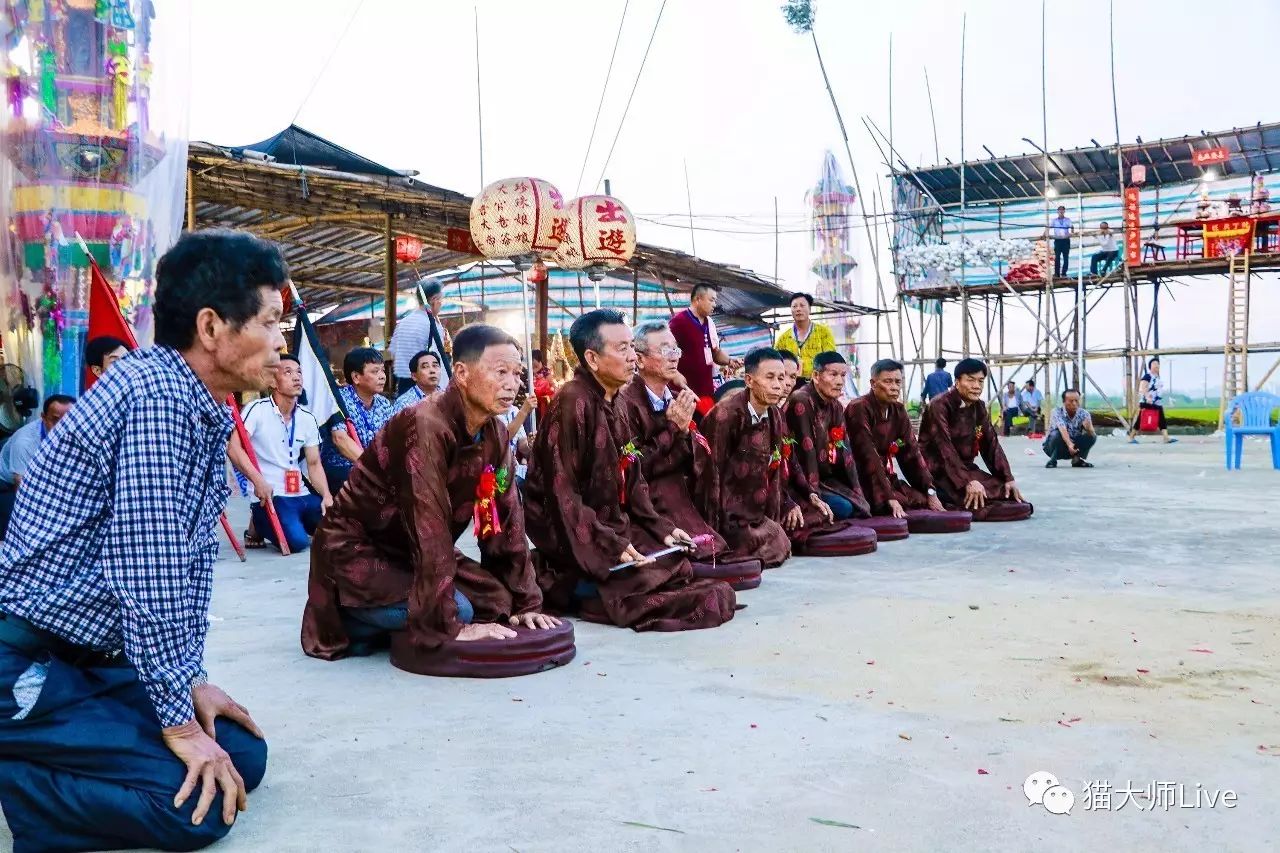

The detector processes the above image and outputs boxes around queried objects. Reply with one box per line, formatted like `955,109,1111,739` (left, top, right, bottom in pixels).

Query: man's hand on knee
162,720,248,827
193,683,264,741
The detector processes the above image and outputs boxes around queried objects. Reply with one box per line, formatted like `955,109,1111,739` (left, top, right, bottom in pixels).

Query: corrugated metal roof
896,122,1280,207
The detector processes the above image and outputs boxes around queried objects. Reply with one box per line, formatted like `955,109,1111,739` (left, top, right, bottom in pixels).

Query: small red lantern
529,259,549,284
394,234,425,263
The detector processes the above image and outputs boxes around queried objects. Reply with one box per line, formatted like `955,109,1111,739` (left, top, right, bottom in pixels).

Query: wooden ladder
1219,251,1251,428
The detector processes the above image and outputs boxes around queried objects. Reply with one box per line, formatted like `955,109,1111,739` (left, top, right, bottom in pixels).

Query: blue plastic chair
1223,392,1280,470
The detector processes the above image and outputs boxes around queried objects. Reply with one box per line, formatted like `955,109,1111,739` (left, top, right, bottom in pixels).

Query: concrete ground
4,432,1278,851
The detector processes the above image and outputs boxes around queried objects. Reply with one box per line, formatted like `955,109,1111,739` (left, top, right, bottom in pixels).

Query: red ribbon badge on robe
781,435,796,479
473,464,508,539
768,443,782,473
886,438,904,476
826,425,847,464
618,439,642,505
973,425,984,461
689,422,711,454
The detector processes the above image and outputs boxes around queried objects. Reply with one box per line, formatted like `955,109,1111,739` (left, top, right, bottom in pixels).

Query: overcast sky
190,0,1280,396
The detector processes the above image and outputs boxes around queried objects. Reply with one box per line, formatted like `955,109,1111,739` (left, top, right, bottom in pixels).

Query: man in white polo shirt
229,353,333,553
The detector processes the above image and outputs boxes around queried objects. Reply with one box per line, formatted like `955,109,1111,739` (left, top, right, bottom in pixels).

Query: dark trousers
0,484,14,541
1090,250,1119,276
324,464,351,498
251,493,323,553
820,490,856,520
1044,431,1096,461
1002,407,1019,436
1053,238,1071,277
0,625,267,852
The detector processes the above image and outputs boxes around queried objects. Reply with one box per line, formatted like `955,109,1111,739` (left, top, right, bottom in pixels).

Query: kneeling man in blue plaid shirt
0,230,287,852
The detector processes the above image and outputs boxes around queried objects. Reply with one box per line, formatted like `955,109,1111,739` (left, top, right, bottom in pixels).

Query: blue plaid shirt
319,385,393,470
0,347,232,728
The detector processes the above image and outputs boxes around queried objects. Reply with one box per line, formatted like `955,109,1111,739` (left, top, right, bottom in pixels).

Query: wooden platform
903,252,1280,301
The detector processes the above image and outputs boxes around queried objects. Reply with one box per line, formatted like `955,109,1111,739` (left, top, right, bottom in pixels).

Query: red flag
85,258,138,390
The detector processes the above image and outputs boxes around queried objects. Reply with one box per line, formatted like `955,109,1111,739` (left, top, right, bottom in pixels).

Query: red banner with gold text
1204,217,1255,258
1123,186,1142,266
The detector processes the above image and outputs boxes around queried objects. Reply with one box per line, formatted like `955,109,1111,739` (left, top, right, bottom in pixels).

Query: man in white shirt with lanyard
229,354,333,553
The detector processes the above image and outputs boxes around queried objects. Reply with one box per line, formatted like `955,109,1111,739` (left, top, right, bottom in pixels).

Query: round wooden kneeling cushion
971,501,1034,522
857,515,911,541
390,620,576,677
690,557,764,591
905,509,973,533
799,525,878,557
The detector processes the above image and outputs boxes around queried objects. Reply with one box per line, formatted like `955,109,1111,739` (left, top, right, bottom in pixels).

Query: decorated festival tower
807,150,860,377
2,0,187,396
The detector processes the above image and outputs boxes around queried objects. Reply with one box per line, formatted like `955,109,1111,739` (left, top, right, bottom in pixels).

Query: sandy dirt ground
3,431,1278,851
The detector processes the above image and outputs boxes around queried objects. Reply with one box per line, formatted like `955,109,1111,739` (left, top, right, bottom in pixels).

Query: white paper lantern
469,177,567,259
552,195,637,273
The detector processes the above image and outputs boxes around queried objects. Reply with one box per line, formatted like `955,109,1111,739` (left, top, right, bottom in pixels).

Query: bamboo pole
186,168,196,232
383,213,396,351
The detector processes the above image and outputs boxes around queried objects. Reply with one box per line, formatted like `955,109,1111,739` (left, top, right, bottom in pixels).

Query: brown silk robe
695,392,794,567
917,387,1017,508
302,385,541,660
524,367,737,631
618,375,728,560
784,384,871,519
845,393,935,512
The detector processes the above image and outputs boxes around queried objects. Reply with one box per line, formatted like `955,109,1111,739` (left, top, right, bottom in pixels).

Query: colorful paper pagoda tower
3,0,165,394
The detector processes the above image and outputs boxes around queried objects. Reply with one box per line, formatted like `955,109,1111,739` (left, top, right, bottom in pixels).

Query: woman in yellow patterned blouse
775,292,837,378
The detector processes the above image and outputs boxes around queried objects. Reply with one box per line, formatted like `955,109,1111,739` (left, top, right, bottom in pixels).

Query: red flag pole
220,513,247,562
226,395,291,557
77,233,246,558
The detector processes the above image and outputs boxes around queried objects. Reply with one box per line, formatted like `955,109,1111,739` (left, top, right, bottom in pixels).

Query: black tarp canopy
229,124,404,177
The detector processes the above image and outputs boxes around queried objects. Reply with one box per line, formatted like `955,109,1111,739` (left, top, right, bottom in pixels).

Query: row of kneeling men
303,311,1033,658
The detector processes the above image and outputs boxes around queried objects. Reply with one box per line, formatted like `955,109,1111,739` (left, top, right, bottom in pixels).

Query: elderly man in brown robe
918,357,1032,521
302,325,559,660
618,320,728,561
524,309,737,631
784,350,871,523
846,358,947,517
697,347,798,567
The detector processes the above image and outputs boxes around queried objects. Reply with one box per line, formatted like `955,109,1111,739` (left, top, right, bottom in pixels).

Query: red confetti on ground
1260,745,1268,750
866,660,875,665
1057,720,1072,728
1189,648,1214,654
700,787,718,792
1008,569,1016,573
977,769,990,775
1137,668,1150,674
750,724,758,729
1251,699,1264,705
1068,717,1082,723
597,672,607,677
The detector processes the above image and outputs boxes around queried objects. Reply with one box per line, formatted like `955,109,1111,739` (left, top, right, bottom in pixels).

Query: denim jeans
342,590,475,641
820,490,856,520
251,493,323,553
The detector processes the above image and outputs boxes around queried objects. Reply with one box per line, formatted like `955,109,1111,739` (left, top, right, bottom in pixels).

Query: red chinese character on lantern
598,228,627,255
497,183,509,194
478,204,488,216
596,200,628,222
512,182,528,194
501,234,512,247
548,187,564,207
498,216,509,228
494,200,506,212
550,218,568,243
515,213,530,227
515,196,530,209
